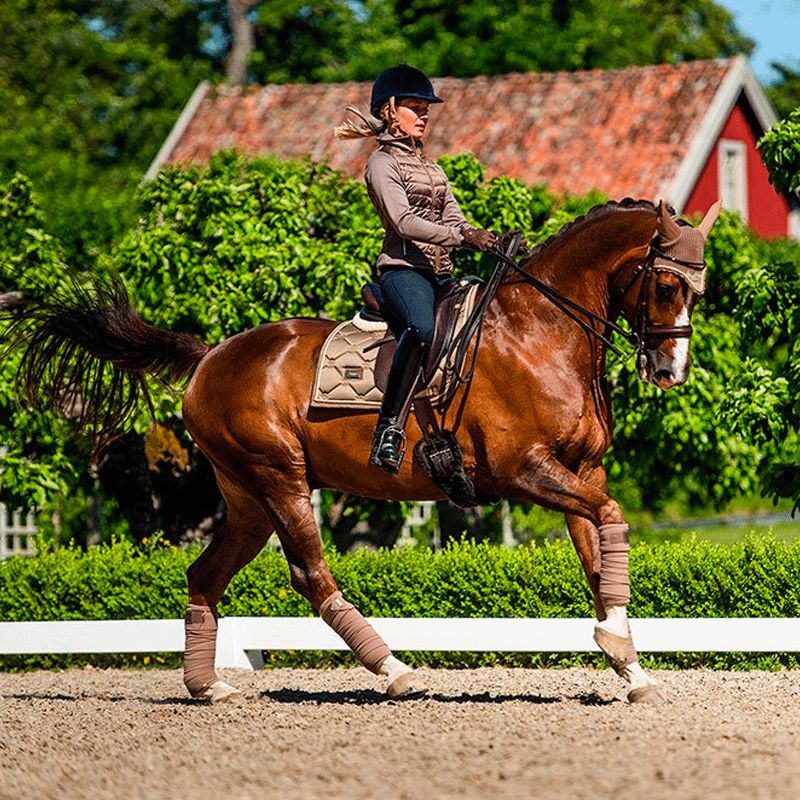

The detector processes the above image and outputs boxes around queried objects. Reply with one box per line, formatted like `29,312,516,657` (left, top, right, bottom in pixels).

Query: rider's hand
461,227,497,252
495,230,531,257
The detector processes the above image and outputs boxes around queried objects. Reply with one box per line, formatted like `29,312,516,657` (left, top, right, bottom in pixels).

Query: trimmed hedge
2,537,799,670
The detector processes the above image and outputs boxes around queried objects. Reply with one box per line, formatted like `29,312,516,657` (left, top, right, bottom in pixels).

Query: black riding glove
461,227,498,252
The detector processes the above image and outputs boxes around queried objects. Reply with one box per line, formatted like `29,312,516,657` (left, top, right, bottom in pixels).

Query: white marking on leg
379,654,412,687
596,607,659,690
621,661,657,689
596,604,629,637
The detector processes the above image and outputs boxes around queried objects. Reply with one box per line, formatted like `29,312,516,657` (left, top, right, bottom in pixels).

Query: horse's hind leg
183,476,274,703
268,482,426,699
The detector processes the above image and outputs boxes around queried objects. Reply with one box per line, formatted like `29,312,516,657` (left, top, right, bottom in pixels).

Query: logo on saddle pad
310,282,480,411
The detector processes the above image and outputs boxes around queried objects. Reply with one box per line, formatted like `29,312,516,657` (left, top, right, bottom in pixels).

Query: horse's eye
655,283,678,302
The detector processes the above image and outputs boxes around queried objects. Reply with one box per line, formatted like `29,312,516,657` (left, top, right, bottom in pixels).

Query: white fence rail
0,504,37,560
2,617,799,670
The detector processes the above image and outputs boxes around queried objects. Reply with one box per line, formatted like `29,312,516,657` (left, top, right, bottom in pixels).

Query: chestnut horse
8,198,720,704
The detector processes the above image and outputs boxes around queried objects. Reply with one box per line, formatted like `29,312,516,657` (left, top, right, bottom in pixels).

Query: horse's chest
559,410,611,467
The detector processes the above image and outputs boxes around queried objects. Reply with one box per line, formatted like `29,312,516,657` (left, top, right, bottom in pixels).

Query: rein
495,249,637,358
493,236,701,359
420,227,704,444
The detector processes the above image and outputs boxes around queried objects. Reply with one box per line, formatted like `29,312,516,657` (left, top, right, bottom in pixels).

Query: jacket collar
376,131,424,156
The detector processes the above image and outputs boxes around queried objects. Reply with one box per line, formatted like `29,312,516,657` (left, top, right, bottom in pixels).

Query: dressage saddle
358,277,482,396
358,276,487,508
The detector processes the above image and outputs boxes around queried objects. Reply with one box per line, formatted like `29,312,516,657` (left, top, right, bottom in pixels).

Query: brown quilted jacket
365,133,467,276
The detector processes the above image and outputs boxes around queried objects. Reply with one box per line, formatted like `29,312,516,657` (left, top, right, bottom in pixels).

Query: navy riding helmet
370,63,444,119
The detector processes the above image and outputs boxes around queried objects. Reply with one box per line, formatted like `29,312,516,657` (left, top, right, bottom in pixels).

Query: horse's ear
656,199,682,242
697,199,722,239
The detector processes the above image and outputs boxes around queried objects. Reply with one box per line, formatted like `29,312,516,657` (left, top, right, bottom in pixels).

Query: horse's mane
520,197,674,268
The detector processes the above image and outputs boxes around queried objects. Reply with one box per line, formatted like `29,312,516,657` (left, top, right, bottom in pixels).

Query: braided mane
521,198,663,267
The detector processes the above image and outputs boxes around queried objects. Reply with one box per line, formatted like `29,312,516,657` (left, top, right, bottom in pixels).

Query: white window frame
717,138,748,222
789,208,800,242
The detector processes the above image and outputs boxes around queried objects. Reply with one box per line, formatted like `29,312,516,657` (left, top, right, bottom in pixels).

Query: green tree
0,176,88,515
759,106,800,195
241,1,753,83
0,1,213,262
767,60,800,120
0,0,754,263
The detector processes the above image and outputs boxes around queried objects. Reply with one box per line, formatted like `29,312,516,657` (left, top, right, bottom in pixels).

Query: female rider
335,63,497,474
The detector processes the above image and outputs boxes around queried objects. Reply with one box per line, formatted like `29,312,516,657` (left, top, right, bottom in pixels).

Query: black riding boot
370,327,426,474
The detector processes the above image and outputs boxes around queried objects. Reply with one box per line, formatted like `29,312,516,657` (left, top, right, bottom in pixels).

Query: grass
632,520,800,546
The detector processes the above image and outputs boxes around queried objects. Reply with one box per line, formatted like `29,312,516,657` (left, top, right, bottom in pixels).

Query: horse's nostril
654,369,674,382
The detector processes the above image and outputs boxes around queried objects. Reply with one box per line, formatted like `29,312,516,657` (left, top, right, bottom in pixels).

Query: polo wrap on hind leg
598,523,630,608
320,591,391,674
183,603,219,696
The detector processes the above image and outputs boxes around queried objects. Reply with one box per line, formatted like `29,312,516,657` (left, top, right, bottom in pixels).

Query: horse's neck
493,209,655,334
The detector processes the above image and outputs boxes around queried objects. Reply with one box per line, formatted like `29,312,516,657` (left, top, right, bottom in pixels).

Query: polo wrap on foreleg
598,523,630,608
183,603,219,696
319,591,391,674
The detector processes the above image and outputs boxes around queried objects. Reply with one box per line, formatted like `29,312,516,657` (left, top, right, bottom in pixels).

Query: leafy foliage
0,175,87,510
3,152,800,537
766,60,800,121
1,0,755,263
3,536,800,670
245,0,753,83
0,0,212,262
758,106,800,195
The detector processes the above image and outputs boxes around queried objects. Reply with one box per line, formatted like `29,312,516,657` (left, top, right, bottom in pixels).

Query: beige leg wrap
319,591,392,674
184,603,219,696
598,523,630,608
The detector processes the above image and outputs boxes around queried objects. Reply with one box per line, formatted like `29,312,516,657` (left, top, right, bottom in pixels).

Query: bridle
421,229,706,455
492,233,706,359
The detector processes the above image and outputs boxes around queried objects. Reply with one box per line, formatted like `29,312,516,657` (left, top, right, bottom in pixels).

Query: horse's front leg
563,465,662,702
511,448,664,703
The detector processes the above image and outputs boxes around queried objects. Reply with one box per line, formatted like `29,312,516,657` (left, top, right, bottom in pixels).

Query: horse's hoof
193,680,244,705
627,685,669,705
593,625,637,667
387,671,428,700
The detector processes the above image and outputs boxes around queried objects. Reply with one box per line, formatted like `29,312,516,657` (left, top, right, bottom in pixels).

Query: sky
718,0,800,84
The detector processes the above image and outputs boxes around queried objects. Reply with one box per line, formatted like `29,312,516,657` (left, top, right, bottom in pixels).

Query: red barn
148,56,798,240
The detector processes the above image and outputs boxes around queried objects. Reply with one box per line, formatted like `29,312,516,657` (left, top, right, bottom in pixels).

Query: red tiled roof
164,60,733,200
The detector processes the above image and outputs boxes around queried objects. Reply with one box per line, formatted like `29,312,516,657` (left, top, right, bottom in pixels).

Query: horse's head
622,200,721,390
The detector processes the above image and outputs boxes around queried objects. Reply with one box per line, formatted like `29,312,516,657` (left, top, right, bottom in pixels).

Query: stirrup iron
370,422,407,474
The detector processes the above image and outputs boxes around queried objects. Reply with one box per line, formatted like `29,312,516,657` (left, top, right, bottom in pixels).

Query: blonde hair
333,99,398,140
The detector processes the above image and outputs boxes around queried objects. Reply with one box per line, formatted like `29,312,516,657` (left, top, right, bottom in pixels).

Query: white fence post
396,501,438,549
0,503,37,560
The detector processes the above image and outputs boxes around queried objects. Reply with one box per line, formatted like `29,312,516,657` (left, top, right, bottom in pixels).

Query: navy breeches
379,269,448,345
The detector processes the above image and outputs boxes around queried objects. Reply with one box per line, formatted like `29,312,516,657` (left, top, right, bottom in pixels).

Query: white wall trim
668,56,779,213
144,80,211,181
2,617,799,670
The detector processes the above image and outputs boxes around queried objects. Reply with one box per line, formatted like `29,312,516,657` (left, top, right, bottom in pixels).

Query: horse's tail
3,275,209,453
